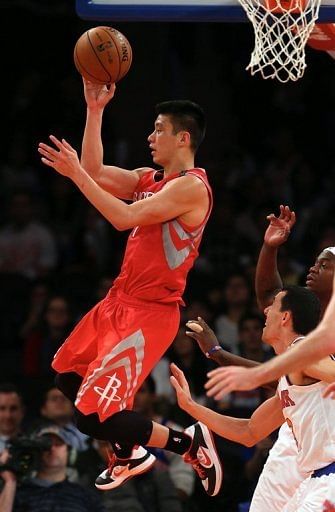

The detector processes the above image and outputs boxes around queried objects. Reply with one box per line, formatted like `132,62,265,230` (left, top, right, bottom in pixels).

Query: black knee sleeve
55,372,82,403
75,409,153,446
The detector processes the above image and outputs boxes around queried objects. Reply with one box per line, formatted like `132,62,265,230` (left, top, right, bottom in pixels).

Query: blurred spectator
214,273,252,353
0,424,105,512
22,295,73,378
0,384,25,454
216,313,273,418
19,279,49,339
0,190,57,280
31,387,89,452
153,326,208,412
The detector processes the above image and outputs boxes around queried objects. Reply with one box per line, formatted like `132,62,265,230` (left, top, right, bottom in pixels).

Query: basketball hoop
239,0,323,82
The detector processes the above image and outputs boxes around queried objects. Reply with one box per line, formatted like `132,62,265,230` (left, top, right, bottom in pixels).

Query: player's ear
282,310,291,327
178,131,191,147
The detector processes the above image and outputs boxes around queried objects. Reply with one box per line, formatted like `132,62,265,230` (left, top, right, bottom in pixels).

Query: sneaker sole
95,453,156,491
199,423,223,496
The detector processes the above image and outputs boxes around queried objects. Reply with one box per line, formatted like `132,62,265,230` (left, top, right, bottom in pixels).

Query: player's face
306,251,335,299
262,291,287,350
148,115,180,166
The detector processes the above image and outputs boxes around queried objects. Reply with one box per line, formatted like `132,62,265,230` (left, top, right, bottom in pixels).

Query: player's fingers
61,138,74,151
206,379,230,398
185,331,200,341
40,157,56,168
38,142,59,157
107,83,116,95
49,134,66,150
207,367,225,378
289,211,296,227
205,372,224,390
186,321,203,333
170,375,179,391
38,147,56,161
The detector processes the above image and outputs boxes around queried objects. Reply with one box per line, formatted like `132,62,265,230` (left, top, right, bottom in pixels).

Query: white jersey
249,423,309,512
277,374,335,473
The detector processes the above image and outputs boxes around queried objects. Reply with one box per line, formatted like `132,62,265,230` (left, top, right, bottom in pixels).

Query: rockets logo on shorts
75,329,146,421
94,373,122,411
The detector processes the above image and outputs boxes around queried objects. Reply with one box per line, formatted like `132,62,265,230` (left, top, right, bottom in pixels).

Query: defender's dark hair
155,100,206,153
280,285,321,335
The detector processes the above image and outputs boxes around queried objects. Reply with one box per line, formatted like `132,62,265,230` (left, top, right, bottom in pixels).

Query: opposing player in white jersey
200,206,335,512
172,285,335,510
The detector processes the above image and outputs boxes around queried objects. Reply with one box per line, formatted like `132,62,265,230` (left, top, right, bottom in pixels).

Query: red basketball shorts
52,290,180,421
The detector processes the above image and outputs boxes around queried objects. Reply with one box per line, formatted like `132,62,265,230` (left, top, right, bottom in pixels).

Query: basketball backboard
76,0,335,22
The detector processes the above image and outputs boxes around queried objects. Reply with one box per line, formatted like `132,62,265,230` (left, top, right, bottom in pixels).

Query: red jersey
111,168,212,304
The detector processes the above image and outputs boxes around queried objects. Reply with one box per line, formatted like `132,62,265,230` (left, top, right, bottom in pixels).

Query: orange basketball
74,26,132,84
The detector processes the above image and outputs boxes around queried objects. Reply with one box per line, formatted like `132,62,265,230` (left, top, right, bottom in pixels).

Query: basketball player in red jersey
37,80,222,496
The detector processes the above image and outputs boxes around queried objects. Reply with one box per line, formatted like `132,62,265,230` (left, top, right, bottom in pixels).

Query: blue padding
76,0,335,22
312,461,335,478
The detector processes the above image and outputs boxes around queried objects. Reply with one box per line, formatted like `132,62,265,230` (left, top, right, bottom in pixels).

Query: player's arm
170,363,284,446
185,318,277,392
38,137,208,230
255,205,296,310
303,355,335,383
80,80,142,199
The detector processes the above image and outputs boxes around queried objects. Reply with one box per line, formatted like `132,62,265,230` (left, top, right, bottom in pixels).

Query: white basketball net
239,0,322,82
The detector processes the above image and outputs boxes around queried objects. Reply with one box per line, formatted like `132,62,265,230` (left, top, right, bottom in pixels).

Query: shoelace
106,450,117,476
184,454,206,479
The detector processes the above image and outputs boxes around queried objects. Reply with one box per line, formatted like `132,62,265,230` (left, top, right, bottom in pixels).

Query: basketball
74,26,132,84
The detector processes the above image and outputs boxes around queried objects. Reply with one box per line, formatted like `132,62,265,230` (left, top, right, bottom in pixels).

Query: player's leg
75,407,222,496
73,296,222,496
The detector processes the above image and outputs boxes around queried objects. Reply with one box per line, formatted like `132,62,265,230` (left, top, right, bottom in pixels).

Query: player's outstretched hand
186,317,219,356
170,363,193,412
83,78,116,110
323,382,335,399
205,366,261,400
264,205,296,248
38,136,81,179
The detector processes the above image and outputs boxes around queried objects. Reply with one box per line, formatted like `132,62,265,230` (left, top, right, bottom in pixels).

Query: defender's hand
205,366,261,400
170,363,194,412
264,205,296,248
186,317,219,355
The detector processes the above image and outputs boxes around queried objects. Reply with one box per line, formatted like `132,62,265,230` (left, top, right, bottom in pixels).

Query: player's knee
55,372,82,403
75,410,102,437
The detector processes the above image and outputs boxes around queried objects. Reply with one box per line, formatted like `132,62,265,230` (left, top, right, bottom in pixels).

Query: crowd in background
1,1,335,510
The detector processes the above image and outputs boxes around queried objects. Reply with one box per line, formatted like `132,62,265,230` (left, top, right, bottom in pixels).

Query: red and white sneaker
95,445,156,491
184,422,223,497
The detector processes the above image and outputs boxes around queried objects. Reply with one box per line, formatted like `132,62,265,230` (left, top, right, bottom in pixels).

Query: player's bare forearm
186,395,282,447
81,108,105,180
246,324,333,385
212,349,260,368
255,243,282,310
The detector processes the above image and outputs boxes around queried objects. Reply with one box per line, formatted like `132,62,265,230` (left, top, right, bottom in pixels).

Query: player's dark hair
280,286,321,335
155,100,206,153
